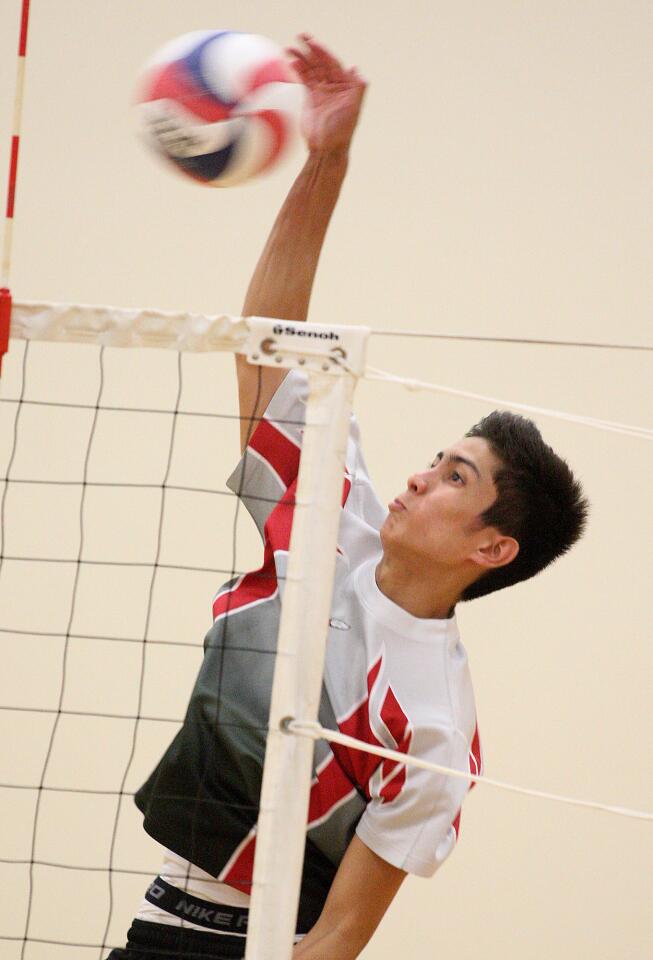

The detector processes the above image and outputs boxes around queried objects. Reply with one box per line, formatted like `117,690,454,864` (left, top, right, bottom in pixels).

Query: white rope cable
369,330,653,352
364,366,653,441
287,719,653,823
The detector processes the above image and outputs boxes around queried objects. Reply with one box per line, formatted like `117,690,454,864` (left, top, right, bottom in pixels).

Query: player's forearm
241,148,349,324
291,836,405,960
292,917,367,960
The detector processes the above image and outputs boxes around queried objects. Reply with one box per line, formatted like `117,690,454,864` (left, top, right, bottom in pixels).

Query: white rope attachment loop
286,719,653,823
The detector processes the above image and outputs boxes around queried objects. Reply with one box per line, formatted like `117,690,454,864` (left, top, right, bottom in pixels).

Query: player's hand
286,34,367,156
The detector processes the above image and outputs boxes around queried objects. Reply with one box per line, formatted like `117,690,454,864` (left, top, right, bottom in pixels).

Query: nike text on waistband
145,876,249,934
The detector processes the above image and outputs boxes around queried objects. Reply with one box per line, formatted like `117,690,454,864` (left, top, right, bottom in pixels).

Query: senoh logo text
273,324,340,341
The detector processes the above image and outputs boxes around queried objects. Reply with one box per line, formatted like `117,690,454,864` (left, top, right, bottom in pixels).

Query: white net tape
10,300,249,353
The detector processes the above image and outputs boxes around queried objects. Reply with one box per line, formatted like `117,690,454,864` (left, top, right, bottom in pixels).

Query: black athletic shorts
105,919,245,960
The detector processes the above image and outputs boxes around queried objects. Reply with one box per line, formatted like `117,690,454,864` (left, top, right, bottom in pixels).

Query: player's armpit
292,835,406,960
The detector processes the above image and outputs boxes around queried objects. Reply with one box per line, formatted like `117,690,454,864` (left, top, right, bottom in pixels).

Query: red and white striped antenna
0,0,31,374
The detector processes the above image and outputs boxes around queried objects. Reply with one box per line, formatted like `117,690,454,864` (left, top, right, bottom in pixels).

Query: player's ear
471,534,519,571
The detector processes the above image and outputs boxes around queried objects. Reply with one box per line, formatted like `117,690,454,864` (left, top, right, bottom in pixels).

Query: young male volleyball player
108,35,587,960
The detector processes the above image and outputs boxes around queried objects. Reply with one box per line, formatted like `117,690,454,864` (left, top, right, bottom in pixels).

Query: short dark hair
461,411,589,601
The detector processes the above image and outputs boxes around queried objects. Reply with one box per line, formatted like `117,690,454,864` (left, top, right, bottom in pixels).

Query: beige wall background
0,1,651,958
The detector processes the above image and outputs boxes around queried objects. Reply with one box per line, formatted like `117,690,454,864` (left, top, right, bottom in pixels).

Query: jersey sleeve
355,724,473,877
226,369,377,539
226,370,308,539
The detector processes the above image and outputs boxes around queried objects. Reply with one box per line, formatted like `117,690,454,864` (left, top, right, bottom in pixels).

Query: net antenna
0,0,30,373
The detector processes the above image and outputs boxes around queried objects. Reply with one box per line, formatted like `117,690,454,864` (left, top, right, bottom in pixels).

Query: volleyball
135,30,302,187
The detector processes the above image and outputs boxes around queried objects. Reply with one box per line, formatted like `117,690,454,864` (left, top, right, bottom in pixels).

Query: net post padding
244,370,359,960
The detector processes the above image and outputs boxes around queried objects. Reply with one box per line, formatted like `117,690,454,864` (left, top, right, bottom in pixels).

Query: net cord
287,720,653,823
370,329,653,352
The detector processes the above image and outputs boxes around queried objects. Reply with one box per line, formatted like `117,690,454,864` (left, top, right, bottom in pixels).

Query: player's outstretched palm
287,35,367,154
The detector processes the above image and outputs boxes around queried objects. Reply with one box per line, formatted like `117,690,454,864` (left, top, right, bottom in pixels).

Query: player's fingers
347,66,368,87
286,61,305,84
286,51,309,74
286,50,318,78
286,57,323,90
288,64,337,95
286,44,326,79
298,34,341,66
288,39,361,90
286,44,312,65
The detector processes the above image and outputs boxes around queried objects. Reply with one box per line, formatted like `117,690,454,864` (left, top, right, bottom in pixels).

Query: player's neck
374,554,463,620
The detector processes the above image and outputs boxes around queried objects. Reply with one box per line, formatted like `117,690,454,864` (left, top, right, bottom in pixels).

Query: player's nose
407,472,428,494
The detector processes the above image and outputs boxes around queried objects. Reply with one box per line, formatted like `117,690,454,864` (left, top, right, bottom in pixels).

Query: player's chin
380,512,394,531
379,512,401,546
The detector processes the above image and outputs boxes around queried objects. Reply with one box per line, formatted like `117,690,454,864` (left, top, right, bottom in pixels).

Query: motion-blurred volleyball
135,31,303,187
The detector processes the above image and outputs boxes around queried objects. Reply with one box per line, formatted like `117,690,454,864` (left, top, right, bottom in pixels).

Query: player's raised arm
235,35,366,452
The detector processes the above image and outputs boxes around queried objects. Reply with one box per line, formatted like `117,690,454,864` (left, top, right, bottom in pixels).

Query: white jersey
136,370,482,932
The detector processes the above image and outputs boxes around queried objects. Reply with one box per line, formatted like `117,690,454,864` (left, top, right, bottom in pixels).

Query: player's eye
451,471,464,484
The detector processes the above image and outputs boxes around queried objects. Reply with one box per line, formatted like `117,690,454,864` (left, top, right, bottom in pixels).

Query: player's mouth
388,497,406,512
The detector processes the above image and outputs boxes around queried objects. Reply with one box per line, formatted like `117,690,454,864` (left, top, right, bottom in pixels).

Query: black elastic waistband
126,918,245,959
145,876,249,935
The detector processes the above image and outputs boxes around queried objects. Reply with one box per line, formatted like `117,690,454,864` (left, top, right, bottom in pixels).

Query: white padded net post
245,370,358,960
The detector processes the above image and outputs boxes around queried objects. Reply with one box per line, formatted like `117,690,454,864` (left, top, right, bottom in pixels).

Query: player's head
381,411,588,603
459,410,588,600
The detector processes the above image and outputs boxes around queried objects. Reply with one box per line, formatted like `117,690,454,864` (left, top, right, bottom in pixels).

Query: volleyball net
0,304,367,960
0,303,651,960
